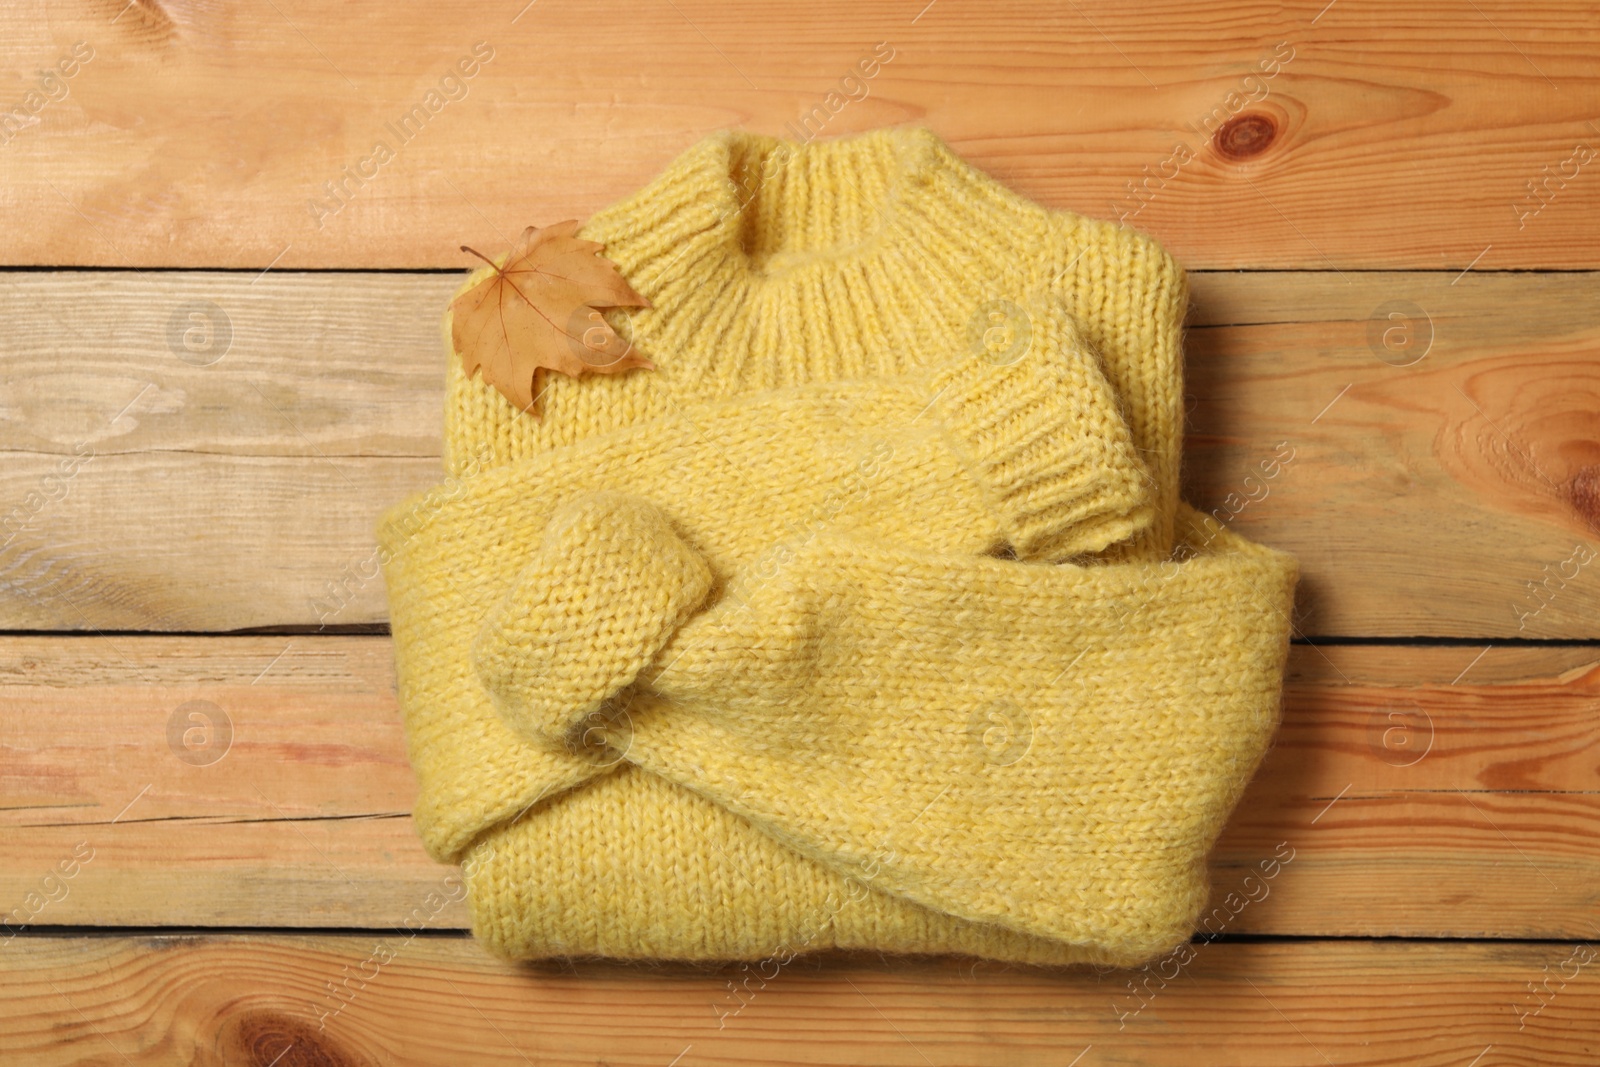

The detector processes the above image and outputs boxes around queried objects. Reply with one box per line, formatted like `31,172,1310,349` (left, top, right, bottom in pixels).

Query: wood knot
103,0,179,45
1214,113,1278,161
215,1011,371,1067
1566,465,1600,534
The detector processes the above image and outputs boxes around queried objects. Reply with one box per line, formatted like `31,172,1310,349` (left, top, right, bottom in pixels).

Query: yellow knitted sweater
377,126,1299,967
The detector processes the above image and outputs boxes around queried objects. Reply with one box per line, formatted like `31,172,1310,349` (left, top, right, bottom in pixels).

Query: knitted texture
472,493,1295,960
378,125,1298,967
386,303,1152,862
473,491,716,747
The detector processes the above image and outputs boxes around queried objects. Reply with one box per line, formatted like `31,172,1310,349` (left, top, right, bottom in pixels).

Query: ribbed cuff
928,292,1155,561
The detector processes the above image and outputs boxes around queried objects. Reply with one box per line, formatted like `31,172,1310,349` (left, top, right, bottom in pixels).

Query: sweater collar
693,124,944,279
579,125,1044,391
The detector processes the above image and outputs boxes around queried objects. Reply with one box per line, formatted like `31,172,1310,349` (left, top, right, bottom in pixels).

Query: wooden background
2,1,1598,1063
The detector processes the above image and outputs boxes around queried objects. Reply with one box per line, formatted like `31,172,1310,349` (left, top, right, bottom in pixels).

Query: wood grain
2,935,1596,1066
1,1,1597,270
0,452,437,631
3,637,1597,937
1184,269,1600,637
2,270,1596,635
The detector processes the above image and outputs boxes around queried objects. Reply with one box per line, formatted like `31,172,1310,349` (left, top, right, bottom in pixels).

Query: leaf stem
460,245,500,272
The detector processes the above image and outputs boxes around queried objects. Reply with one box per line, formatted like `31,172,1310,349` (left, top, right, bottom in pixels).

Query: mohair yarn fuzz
377,125,1299,967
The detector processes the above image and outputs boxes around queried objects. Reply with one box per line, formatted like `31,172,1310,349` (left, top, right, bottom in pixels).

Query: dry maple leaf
451,221,654,416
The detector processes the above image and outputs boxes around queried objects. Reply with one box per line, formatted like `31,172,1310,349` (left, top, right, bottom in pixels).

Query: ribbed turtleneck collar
712,126,942,276
577,125,1044,392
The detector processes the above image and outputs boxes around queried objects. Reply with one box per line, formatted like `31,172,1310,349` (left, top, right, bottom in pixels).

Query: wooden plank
1,1,1597,270
0,452,436,631
1184,270,1600,638
2,935,1596,1066
0,272,452,458
3,638,1598,937
3,270,1598,635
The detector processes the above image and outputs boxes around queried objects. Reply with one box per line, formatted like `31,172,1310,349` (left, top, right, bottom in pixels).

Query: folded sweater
378,125,1297,966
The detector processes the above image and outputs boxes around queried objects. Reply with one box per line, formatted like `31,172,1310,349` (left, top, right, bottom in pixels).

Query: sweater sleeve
1037,211,1190,562
923,288,1154,561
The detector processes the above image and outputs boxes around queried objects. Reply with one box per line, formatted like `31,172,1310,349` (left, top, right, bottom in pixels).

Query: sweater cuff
928,292,1155,561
